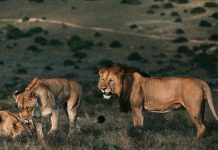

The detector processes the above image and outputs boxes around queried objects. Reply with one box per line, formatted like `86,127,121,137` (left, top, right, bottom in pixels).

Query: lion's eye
110,80,115,84
101,78,105,81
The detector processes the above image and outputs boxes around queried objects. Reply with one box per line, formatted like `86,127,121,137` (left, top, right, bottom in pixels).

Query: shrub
175,17,182,22
26,45,43,52
120,0,141,5
63,59,75,66
109,40,122,48
150,4,159,9
175,0,189,4
22,16,29,22
176,28,184,34
16,68,28,74
67,35,93,51
48,39,63,46
147,9,155,14
199,20,212,27
208,34,218,41
163,3,174,9
0,61,4,66
127,52,142,61
28,0,44,3
34,36,47,45
98,59,114,67
191,53,217,73
190,7,206,14
177,45,193,55
204,2,217,8
211,12,218,19
171,11,180,16
172,37,188,43
27,26,44,35
44,65,53,71
94,32,102,38
129,24,138,29
160,12,165,16
4,25,24,39
73,52,87,59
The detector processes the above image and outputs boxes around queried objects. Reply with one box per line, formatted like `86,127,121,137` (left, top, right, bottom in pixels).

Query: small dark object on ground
97,115,105,123
204,2,217,8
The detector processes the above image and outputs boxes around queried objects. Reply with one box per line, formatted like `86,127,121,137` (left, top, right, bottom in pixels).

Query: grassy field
0,0,218,149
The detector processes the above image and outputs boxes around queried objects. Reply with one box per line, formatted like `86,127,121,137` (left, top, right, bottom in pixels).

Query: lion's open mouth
103,92,112,99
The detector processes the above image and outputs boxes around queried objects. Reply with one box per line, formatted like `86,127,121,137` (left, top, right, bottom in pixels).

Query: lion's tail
202,81,218,121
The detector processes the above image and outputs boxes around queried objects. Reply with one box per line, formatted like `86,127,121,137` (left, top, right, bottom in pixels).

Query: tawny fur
13,78,82,138
98,65,218,138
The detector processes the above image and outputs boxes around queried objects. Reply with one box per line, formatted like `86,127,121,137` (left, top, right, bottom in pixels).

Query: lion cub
0,110,34,138
13,78,82,137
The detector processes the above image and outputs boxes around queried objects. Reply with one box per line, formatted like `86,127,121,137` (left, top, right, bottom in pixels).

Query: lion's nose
102,87,107,91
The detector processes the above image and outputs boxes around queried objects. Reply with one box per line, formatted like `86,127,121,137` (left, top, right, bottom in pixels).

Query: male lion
98,64,218,137
0,110,34,138
13,78,82,138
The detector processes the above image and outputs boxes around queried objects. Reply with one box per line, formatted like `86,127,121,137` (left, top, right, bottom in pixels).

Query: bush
22,16,29,22
177,45,193,55
98,59,114,67
48,39,63,46
147,9,155,14
73,52,87,59
16,68,28,74
27,26,44,35
120,0,141,5
175,18,182,22
163,3,174,9
150,4,159,9
160,12,165,16
127,52,142,61
191,53,217,73
211,12,218,19
176,28,184,34
4,25,24,39
67,35,93,51
172,37,188,43
171,11,180,16
109,40,122,48
174,0,189,4
94,32,102,38
34,36,47,45
44,65,53,71
26,45,43,52
190,7,206,14
63,59,75,66
129,24,138,29
199,20,212,27
208,34,218,41
28,0,44,3
0,61,4,66
204,2,217,8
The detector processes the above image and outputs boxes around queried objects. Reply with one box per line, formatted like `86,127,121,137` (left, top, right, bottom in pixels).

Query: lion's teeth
103,94,111,99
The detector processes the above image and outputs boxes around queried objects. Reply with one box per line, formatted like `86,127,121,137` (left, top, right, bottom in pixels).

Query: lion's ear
99,68,106,76
13,90,20,99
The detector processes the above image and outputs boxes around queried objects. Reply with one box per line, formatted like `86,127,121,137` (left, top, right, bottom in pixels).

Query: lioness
13,78,82,137
98,64,218,137
0,110,34,138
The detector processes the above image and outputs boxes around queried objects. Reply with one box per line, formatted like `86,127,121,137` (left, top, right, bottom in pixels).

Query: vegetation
109,40,122,48
67,35,94,51
190,7,206,14
127,52,142,61
199,20,212,27
120,0,141,5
